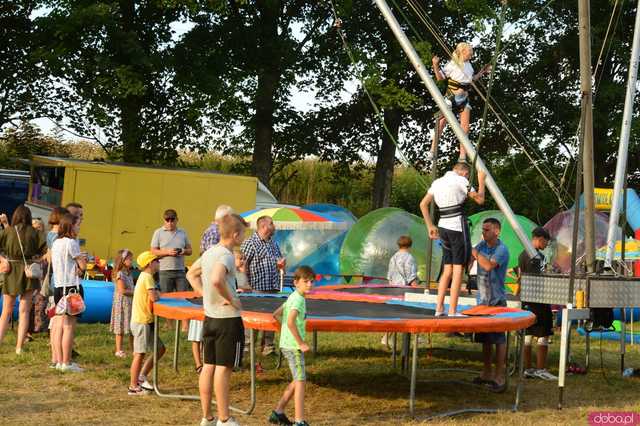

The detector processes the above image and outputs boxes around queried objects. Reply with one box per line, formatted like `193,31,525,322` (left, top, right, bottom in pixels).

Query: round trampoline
153,291,535,334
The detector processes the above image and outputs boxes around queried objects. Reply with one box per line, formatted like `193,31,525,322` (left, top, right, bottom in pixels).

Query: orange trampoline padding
153,292,535,334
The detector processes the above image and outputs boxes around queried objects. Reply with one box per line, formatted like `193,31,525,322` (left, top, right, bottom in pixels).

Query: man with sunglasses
150,209,193,294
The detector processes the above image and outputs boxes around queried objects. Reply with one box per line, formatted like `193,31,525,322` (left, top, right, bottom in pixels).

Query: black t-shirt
517,249,545,284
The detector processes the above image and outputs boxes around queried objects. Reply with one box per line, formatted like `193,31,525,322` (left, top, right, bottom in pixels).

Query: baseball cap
137,251,158,268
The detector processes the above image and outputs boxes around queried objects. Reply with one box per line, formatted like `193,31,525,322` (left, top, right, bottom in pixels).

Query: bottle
576,290,585,309
622,367,638,377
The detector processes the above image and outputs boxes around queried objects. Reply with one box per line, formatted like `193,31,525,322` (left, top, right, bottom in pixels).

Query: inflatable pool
2,279,114,324
577,327,640,344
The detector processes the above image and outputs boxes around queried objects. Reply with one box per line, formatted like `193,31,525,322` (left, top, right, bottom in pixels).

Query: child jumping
110,249,134,358
128,251,165,395
269,266,314,426
430,42,491,162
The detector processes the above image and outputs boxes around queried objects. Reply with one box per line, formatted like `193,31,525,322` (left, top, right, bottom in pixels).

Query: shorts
522,302,553,337
445,93,471,112
188,320,203,342
159,270,190,293
53,285,84,317
202,316,244,367
281,348,306,381
439,220,471,265
131,321,164,354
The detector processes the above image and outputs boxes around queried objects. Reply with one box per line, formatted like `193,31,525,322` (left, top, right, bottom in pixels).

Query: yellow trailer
25,155,274,262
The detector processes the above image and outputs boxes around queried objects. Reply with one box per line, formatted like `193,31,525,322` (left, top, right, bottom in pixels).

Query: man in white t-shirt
187,214,248,426
420,162,485,316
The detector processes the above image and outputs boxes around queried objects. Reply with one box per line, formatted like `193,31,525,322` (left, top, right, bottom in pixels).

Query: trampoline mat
185,295,463,320
334,287,427,296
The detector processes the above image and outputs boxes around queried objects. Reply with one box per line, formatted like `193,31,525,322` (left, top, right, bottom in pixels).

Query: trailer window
30,166,64,207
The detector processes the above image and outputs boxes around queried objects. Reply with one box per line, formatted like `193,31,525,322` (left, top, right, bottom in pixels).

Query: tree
0,1,49,127
35,0,203,164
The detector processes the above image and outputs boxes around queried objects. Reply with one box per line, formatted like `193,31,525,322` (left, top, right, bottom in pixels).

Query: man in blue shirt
471,217,510,393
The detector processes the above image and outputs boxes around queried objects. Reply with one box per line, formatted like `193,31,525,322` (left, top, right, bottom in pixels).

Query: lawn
1,322,639,426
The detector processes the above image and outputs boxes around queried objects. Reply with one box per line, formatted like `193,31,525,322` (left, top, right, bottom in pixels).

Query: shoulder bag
16,226,43,280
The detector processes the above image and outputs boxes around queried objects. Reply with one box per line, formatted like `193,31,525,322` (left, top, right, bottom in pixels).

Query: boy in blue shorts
269,266,314,426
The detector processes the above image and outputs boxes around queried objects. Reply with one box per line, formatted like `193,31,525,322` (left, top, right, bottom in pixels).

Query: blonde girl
110,249,134,357
430,42,491,162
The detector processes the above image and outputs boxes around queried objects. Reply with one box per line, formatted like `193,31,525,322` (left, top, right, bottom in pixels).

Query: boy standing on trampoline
420,162,485,316
515,227,557,381
471,218,510,393
269,266,314,426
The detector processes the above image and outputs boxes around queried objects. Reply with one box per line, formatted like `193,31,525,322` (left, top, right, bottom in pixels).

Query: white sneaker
524,368,537,378
380,334,389,346
60,362,84,373
534,369,558,381
216,417,240,426
200,417,216,426
140,379,154,391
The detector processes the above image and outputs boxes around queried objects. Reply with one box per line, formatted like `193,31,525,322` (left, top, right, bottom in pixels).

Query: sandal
472,376,493,385
486,380,507,393
195,365,203,374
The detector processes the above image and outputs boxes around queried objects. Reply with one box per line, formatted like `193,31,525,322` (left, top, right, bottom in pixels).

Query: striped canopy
240,207,349,230
596,238,640,261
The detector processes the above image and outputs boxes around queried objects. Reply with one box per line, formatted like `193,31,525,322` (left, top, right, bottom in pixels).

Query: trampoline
151,291,535,417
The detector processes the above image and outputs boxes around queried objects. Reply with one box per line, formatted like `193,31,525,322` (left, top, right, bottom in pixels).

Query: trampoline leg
409,333,418,416
312,330,318,355
151,315,256,415
620,308,626,375
504,332,510,387
402,333,410,373
513,330,525,411
585,329,590,371
173,320,180,373
392,333,398,369
557,307,571,410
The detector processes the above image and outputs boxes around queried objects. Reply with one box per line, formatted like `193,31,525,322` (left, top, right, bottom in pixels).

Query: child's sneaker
524,368,538,378
139,379,154,391
268,410,293,425
127,386,148,396
294,421,309,426
216,417,240,426
200,417,216,426
59,362,84,373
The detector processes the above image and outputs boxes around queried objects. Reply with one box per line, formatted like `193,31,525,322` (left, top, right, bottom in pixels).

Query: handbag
15,226,43,280
40,260,53,297
55,239,85,316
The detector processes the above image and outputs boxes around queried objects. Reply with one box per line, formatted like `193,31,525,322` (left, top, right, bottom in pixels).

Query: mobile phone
175,248,183,255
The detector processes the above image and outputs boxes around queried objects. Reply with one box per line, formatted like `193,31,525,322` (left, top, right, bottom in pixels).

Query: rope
325,0,429,189
470,1,507,189
405,0,571,208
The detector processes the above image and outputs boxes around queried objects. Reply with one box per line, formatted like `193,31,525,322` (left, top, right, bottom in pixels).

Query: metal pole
578,0,596,273
409,333,419,415
605,0,640,267
173,320,180,372
374,0,537,259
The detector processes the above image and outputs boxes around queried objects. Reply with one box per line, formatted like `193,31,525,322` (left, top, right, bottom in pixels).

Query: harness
438,203,465,219
444,78,471,114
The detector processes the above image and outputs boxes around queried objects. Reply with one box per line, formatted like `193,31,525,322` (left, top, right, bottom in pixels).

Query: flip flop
486,380,507,393
472,376,493,385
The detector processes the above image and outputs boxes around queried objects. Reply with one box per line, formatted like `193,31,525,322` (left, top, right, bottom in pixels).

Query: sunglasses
164,217,177,222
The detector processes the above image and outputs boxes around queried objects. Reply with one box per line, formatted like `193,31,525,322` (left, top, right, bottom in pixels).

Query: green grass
1,323,640,425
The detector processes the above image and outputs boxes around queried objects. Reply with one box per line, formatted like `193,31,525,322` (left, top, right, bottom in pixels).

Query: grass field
1,323,639,425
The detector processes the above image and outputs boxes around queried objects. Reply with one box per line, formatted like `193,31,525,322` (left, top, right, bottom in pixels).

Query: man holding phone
150,209,193,293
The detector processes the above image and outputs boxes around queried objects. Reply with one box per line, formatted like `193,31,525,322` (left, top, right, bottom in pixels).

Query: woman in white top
430,42,491,162
50,212,87,372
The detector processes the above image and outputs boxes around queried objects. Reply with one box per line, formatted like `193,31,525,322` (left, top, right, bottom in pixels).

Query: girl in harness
430,42,492,163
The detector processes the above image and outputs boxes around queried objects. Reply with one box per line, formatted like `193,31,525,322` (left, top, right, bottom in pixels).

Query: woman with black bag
0,205,46,354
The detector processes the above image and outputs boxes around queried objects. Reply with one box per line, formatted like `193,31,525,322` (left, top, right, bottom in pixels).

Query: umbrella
240,207,349,230
596,238,640,261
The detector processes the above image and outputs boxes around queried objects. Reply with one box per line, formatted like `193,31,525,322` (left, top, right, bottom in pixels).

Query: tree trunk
252,1,281,188
117,0,144,163
372,108,401,208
